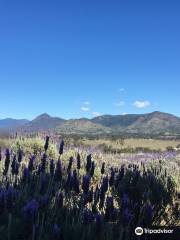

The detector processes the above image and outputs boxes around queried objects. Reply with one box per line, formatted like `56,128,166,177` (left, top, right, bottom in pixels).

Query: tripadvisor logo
135,227,174,236
135,227,143,236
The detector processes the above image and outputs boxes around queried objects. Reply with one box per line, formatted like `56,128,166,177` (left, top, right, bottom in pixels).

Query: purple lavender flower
106,196,114,209
23,167,30,182
41,153,47,173
55,159,62,181
59,140,64,155
3,149,10,175
101,162,105,175
40,175,48,194
95,212,103,226
121,193,129,207
11,155,17,175
143,191,149,201
44,136,50,152
82,175,90,194
50,159,55,176
51,184,56,197
86,154,92,173
101,176,109,193
94,185,100,205
67,157,73,172
109,169,115,187
72,170,80,194
65,172,72,192
17,149,23,163
14,161,20,176
115,167,125,187
28,156,35,172
132,170,140,185
105,196,115,221
39,194,49,210
37,164,41,175
99,176,108,209
22,199,39,224
87,187,93,203
99,193,105,210
90,161,95,177
77,153,81,170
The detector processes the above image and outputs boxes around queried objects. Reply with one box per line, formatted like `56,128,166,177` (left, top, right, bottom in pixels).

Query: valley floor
80,138,180,151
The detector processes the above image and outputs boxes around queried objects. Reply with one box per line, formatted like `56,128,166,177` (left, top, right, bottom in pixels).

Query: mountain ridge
0,118,29,130
1,111,180,137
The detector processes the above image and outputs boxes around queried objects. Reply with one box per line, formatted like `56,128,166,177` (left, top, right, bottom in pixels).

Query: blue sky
0,0,179,119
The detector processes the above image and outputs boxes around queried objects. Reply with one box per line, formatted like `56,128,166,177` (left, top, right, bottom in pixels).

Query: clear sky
0,0,179,119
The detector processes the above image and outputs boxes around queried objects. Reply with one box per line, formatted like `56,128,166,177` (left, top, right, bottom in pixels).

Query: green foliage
166,146,174,152
11,137,58,159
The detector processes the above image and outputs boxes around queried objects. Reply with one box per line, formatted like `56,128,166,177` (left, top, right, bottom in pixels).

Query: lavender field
0,136,179,240
1,0,180,239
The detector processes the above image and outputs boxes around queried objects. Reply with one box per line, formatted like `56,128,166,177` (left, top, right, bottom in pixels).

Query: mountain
0,118,29,130
92,111,180,135
1,111,180,137
56,119,111,135
123,111,180,134
91,114,141,128
20,113,66,132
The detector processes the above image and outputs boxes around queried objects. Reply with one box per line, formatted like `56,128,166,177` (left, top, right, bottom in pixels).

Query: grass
1,137,180,152
81,138,180,151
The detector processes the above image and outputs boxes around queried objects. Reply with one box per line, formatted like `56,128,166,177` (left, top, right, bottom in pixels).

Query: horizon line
0,110,179,121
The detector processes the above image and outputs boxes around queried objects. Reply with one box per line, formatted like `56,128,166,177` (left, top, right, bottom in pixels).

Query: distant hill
20,113,65,132
92,111,180,135
56,119,111,135
0,118,29,130
1,111,180,137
